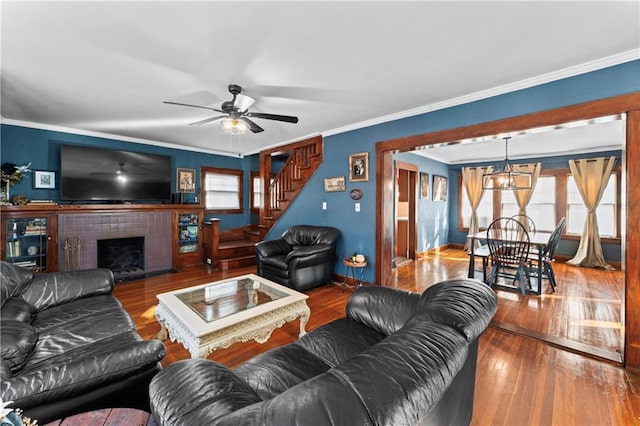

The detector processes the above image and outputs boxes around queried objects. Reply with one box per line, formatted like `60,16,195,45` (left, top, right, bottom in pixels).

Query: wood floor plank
112,250,640,425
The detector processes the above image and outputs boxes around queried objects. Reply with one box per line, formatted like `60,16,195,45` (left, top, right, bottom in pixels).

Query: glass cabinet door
177,213,199,254
5,217,49,272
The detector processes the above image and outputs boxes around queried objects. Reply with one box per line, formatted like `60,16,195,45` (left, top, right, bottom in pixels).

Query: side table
340,258,367,289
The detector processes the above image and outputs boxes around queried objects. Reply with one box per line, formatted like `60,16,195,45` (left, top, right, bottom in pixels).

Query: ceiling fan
163,84,299,134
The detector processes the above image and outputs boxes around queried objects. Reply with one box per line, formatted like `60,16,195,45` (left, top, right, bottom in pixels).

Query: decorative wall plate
350,189,363,200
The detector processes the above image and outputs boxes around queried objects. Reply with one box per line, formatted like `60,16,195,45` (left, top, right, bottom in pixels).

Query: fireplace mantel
0,204,205,273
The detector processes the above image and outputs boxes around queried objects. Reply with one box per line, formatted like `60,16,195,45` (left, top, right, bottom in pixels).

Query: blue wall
393,152,450,253
0,125,253,230
268,60,640,283
449,150,623,262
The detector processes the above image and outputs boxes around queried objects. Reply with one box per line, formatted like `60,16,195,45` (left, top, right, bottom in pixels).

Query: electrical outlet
206,258,212,264
322,201,327,210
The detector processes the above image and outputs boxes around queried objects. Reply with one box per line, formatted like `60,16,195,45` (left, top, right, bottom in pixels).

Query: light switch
322,201,327,210
355,203,360,212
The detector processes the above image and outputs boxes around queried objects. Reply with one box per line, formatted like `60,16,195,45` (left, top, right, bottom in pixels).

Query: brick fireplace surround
57,211,172,273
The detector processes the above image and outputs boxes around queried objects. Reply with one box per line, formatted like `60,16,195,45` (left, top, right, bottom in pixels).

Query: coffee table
155,274,310,359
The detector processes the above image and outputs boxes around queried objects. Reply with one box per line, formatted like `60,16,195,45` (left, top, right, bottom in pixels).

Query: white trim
323,49,640,138
0,117,245,158
2,49,638,157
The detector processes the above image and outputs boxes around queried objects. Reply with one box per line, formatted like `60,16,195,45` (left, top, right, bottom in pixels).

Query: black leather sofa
256,225,340,291
149,279,497,425
0,262,166,424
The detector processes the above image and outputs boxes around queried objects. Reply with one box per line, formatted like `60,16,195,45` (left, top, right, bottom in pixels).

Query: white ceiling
1,1,638,159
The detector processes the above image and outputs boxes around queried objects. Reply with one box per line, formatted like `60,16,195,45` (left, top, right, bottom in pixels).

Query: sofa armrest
150,359,262,426
346,286,421,336
20,268,114,312
255,239,292,258
285,244,332,263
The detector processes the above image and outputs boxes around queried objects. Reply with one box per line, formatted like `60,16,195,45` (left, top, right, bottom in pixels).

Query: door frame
375,92,640,369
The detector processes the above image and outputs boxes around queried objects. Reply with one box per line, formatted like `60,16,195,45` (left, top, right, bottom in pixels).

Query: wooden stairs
204,136,323,270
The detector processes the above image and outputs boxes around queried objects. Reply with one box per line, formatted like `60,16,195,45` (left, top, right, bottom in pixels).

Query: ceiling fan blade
233,93,256,112
163,101,224,113
246,112,299,123
189,115,227,126
241,117,264,133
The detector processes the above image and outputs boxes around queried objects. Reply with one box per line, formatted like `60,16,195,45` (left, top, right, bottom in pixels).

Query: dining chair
510,214,536,233
486,217,532,295
528,217,567,292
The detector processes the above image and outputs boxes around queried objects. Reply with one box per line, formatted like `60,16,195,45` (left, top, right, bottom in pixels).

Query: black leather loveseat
0,262,166,423
149,279,497,425
256,225,340,291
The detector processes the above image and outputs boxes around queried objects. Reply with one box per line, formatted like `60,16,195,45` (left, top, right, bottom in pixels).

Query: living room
2,2,640,424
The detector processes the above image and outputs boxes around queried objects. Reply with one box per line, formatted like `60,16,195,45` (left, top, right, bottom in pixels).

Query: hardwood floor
113,249,640,425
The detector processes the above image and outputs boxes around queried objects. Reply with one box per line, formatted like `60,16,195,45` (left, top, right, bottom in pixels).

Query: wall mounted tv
60,144,172,202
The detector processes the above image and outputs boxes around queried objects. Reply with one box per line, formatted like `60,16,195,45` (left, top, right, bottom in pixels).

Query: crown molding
323,49,640,138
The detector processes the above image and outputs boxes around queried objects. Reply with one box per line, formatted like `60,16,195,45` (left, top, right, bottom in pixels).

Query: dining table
467,230,552,295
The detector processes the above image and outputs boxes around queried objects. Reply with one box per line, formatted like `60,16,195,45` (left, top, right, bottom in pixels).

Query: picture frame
33,171,55,189
349,152,369,182
420,172,429,199
324,176,346,192
432,175,447,202
177,168,196,193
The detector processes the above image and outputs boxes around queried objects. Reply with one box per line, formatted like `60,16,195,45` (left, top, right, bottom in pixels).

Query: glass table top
176,277,289,323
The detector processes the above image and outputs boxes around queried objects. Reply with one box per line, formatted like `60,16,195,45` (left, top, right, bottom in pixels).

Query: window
461,191,493,229
458,167,620,240
500,176,556,231
201,167,243,213
250,172,275,213
567,174,616,237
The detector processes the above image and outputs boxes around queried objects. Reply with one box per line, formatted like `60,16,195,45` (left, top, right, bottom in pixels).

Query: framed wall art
420,172,429,199
324,176,346,192
349,152,369,182
432,175,447,202
177,168,196,193
34,171,56,189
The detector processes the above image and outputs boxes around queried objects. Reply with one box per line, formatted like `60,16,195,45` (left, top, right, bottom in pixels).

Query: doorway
394,161,418,268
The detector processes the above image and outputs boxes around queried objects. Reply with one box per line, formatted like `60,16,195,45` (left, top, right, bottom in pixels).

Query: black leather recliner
255,225,340,291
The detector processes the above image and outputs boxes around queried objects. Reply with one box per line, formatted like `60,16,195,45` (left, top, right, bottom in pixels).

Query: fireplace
98,236,145,282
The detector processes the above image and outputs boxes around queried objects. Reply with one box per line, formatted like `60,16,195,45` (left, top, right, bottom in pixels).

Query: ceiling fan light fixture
220,118,249,135
482,137,532,191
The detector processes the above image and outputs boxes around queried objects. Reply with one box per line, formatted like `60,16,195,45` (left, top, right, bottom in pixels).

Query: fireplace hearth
98,236,145,282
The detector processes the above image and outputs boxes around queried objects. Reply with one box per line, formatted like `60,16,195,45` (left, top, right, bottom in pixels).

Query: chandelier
220,117,249,135
482,137,532,190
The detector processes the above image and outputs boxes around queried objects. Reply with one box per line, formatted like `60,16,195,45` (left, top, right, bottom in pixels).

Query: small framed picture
433,175,448,202
349,152,369,182
324,176,346,192
34,171,55,189
420,172,429,199
177,168,196,193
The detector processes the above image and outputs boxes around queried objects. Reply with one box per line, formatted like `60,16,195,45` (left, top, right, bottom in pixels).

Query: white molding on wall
2,49,638,157
323,49,640,138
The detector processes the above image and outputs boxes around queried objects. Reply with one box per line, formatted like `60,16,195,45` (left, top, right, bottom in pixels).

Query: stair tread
219,239,255,249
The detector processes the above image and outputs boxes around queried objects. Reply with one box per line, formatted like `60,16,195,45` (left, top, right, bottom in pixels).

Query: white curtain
462,166,492,251
512,163,542,229
567,156,616,270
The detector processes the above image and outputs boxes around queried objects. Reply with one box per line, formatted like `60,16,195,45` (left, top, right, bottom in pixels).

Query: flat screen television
60,144,172,202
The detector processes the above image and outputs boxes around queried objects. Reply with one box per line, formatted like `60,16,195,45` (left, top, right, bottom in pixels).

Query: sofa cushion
24,305,135,368
295,317,384,367
150,359,262,426
0,262,33,308
1,320,38,372
30,295,126,333
235,344,331,399
1,297,36,323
